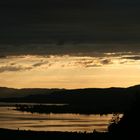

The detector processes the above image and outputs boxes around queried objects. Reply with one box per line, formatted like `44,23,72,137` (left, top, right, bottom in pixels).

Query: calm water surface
0,106,115,132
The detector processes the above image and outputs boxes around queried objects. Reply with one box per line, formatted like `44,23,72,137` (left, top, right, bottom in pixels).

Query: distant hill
128,85,140,90
0,85,140,113
0,87,64,98
0,87,17,98
0,85,140,99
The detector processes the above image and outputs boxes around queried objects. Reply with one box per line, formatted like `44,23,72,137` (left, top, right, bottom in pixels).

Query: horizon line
0,84,139,90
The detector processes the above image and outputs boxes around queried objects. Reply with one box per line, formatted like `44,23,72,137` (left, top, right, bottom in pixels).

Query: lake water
0,102,67,106
0,106,116,133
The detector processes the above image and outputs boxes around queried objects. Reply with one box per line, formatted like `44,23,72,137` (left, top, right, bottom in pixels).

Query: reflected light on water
0,107,121,133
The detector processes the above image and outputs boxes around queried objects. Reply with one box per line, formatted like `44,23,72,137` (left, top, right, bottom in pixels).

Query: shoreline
0,128,109,140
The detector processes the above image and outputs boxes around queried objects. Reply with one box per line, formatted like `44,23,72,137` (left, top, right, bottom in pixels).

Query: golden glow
0,55,140,89
0,107,113,132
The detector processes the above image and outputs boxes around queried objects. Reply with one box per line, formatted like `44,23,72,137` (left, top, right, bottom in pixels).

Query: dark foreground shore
0,128,110,140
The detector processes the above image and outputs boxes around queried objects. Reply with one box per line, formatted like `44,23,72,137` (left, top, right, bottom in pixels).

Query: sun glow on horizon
0,54,140,89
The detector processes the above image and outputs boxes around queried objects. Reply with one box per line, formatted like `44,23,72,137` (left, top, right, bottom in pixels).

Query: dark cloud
0,65,32,73
122,56,140,60
0,0,140,56
0,44,140,57
75,59,94,67
0,1,140,43
101,59,112,65
74,58,113,68
32,60,47,67
32,62,45,67
0,55,7,59
85,64,102,68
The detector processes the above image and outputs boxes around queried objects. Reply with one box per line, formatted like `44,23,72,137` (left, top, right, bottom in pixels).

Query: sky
0,0,140,89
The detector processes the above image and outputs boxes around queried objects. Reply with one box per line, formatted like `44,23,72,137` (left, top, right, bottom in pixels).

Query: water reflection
0,107,116,133
0,102,67,107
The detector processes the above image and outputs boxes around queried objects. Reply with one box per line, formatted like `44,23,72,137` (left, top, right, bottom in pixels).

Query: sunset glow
0,52,140,89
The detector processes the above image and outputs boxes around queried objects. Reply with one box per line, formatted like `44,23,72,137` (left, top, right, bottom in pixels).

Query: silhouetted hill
128,84,140,90
1,85,140,113
108,93,140,139
0,87,17,98
0,85,139,99
0,87,64,98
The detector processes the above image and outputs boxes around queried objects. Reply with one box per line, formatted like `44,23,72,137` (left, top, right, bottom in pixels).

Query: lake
0,106,117,133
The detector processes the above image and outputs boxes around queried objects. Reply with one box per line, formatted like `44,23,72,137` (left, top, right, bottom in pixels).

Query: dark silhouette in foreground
0,129,108,140
0,96,140,140
108,94,140,139
1,85,140,114
0,85,140,139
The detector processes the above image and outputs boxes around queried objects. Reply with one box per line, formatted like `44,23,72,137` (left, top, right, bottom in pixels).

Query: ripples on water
0,106,117,133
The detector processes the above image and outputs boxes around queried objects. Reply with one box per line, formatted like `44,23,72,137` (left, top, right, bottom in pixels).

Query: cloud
0,54,139,74
73,58,113,68
0,55,113,73
32,60,47,67
101,59,112,65
122,56,140,60
0,0,140,57
0,44,140,57
0,65,32,73
0,55,56,73
0,55,7,59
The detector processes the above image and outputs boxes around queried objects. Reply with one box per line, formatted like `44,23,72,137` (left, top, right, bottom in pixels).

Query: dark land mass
0,128,109,140
0,87,64,98
0,97,140,139
0,85,140,139
1,85,140,114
